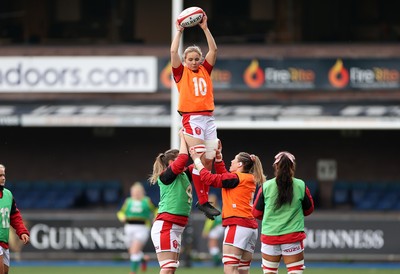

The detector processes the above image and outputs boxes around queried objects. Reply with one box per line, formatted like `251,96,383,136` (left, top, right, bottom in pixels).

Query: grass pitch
11,265,400,274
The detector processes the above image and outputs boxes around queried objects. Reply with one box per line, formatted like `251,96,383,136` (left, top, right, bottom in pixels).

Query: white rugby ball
177,7,205,28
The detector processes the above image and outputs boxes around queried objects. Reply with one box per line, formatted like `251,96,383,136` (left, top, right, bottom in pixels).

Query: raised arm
159,130,189,185
190,147,239,188
199,15,217,66
171,21,184,68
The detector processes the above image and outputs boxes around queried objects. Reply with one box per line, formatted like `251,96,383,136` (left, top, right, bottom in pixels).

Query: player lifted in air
171,7,220,220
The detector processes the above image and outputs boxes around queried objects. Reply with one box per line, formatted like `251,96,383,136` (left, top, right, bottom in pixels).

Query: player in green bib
149,131,194,273
0,164,30,274
117,182,157,274
252,152,314,274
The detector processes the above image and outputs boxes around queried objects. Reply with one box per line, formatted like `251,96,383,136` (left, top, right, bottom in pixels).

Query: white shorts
223,225,258,253
124,224,150,247
151,220,185,253
261,241,304,256
0,247,10,267
209,224,225,240
181,114,217,141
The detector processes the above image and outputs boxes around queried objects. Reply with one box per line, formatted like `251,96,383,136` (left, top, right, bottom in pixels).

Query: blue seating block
378,183,400,211
332,181,351,206
85,181,103,205
351,183,370,207
143,181,160,206
102,180,122,204
375,192,398,210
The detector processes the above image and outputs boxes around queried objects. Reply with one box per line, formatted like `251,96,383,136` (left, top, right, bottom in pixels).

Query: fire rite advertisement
158,58,400,91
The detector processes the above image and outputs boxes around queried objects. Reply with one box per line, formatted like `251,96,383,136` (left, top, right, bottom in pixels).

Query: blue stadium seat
5,184,25,207
53,192,76,209
50,180,67,192
25,180,53,209
48,180,77,208
85,181,103,205
23,181,45,209
68,180,86,198
351,182,370,207
358,183,387,210
382,183,400,211
102,180,122,204
332,181,351,206
5,180,15,192
17,198,35,210
12,180,44,209
143,181,160,206
11,180,32,193
376,192,398,210
12,191,26,204
23,180,81,209
306,180,318,198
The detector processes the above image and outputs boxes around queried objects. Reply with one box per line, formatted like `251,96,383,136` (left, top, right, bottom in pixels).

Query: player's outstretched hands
215,139,223,162
189,147,201,161
199,14,208,30
178,128,184,138
176,20,184,32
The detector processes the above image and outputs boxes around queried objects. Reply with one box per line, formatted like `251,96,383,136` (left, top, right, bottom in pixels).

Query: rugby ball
177,7,205,28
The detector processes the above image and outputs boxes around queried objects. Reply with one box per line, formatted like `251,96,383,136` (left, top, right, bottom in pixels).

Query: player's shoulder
3,188,12,195
293,177,306,185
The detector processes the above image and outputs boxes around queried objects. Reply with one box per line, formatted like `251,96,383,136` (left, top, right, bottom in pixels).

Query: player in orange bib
171,13,220,219
189,140,266,274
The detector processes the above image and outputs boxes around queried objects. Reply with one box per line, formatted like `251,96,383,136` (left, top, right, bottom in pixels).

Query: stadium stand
351,182,370,209
331,181,400,211
8,178,400,211
8,180,32,209
84,180,123,207
84,181,103,205
5,177,400,211
306,180,319,207
357,183,389,210
381,183,400,211
102,180,123,205
143,181,160,206
332,181,352,208
6,179,123,209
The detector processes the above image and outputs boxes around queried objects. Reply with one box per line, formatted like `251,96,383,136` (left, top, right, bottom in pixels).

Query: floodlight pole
170,0,183,149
